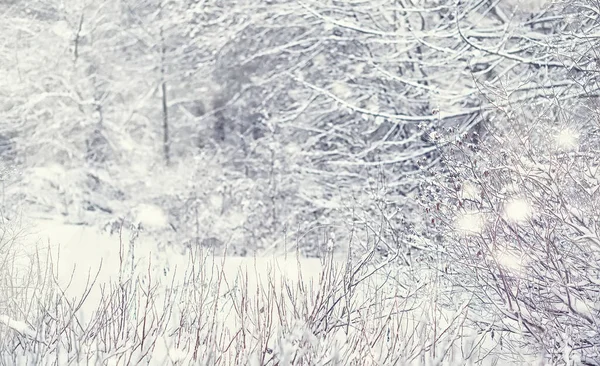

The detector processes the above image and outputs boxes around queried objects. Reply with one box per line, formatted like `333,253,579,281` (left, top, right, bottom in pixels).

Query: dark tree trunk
161,80,170,165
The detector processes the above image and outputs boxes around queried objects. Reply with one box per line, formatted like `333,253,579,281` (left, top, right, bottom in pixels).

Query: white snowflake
455,211,486,235
556,128,578,149
504,198,531,223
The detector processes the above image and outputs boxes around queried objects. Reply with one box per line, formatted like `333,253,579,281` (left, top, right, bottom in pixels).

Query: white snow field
0,218,532,365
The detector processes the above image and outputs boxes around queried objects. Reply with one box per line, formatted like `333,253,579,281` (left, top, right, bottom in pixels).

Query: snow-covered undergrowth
0,219,517,365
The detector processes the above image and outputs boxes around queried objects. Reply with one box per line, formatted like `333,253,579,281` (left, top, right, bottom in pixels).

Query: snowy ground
26,217,325,324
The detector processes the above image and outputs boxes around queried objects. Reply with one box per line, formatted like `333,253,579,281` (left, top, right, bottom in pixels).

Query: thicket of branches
419,1,600,363
2,0,600,363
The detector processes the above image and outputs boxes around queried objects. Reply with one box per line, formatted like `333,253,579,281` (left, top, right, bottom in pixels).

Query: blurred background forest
0,0,596,258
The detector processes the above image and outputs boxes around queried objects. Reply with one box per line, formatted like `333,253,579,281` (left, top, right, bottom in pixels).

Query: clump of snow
50,21,71,39
209,194,223,211
331,80,352,99
132,204,169,229
504,198,531,223
0,315,38,339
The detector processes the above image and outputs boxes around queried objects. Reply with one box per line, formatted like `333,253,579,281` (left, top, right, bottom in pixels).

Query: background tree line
2,0,600,361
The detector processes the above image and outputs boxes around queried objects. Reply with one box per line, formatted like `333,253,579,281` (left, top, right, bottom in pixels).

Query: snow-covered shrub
423,97,600,364
0,227,494,365
14,165,124,223
0,220,35,318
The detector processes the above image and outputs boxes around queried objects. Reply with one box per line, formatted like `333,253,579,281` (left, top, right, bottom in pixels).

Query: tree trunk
160,18,170,166
161,80,170,165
